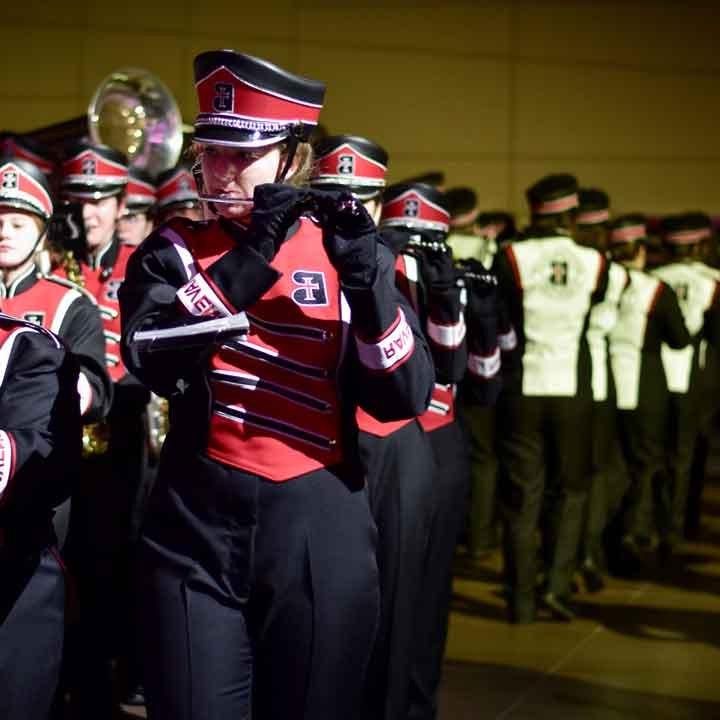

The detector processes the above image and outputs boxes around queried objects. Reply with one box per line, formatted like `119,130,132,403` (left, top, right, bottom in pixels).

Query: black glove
246,183,309,261
421,248,457,292
312,190,378,287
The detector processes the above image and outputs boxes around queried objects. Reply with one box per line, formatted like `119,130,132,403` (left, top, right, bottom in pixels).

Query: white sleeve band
176,273,232,318
427,315,467,349
355,309,415,372
0,430,14,500
77,372,93,416
467,347,501,379
498,327,518,351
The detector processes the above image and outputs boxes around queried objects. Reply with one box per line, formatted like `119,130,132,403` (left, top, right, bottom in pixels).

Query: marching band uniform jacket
120,215,434,485
0,314,81,544
0,266,111,422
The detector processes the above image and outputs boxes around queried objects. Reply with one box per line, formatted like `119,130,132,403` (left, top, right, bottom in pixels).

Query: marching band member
119,49,434,720
311,135,437,720
379,182,470,720
155,163,202,224
58,142,149,718
0,158,111,544
496,174,609,622
116,168,156,247
0,313,81,720
605,215,690,571
575,188,628,591
651,212,720,560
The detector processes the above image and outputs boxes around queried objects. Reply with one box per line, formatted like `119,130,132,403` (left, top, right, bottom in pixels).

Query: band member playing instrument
0,313,81,720
119,49,434,720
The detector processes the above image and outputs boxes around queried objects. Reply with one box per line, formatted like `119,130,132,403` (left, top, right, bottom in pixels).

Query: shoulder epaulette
41,273,98,306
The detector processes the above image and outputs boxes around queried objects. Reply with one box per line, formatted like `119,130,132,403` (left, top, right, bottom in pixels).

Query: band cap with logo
156,164,200,211
311,135,388,200
0,157,54,221
381,182,450,234
61,141,129,201
193,50,326,148
124,168,156,214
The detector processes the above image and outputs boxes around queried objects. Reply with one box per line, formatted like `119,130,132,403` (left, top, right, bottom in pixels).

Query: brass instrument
147,392,169,461
88,67,184,178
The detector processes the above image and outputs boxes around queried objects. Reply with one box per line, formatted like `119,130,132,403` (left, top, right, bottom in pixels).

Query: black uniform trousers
0,548,65,720
581,399,626,568
138,446,379,720
63,383,149,717
659,392,699,546
359,421,435,720
497,393,593,606
408,418,470,720
461,401,499,555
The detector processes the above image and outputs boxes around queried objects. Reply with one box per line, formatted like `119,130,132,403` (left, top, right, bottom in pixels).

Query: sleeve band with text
467,347,501,379
176,272,234,318
427,315,467,349
355,308,415,372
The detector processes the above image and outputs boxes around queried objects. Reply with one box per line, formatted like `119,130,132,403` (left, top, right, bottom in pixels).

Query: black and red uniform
0,313,81,720
312,136,437,720
120,205,433,718
380,183,472,720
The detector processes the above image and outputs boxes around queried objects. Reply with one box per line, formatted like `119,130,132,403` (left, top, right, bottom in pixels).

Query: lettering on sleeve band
355,308,415,373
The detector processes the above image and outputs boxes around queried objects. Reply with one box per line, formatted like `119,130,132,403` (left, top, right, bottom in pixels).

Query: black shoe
123,684,146,707
581,562,605,593
540,592,576,622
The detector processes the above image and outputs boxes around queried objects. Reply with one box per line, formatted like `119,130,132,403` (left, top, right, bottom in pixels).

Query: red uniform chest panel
184,218,347,482
1,280,70,331
57,244,134,382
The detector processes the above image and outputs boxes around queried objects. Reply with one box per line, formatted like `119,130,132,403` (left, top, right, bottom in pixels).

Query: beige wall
4,1,720,218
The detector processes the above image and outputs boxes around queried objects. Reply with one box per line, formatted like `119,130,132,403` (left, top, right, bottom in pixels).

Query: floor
439,483,720,719
117,485,720,720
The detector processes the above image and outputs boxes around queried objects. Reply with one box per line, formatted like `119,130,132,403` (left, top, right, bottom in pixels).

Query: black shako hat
661,212,713,246
0,157,54,220
193,50,326,148
380,182,450,234
156,164,200,211
577,188,610,226
445,187,479,228
311,135,388,200
526,173,579,216
608,213,647,246
61,141,128,201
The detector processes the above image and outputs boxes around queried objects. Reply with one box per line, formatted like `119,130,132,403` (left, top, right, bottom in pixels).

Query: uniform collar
3,263,39,299
87,234,120,271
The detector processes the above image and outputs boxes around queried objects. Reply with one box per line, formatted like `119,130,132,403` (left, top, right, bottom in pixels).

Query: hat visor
310,179,383,201
0,198,49,220
193,124,292,149
61,183,125,202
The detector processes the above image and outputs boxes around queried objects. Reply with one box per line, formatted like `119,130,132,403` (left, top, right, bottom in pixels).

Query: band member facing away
0,158,111,545
312,135,437,720
651,212,720,561
58,142,150,717
495,173,610,623
116,168,156,247
605,215,690,573
119,49,433,720
380,182,474,720
575,187,628,592
0,313,81,720
155,163,202,224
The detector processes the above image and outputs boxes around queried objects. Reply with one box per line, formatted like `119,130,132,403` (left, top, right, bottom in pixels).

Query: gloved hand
312,190,378,287
421,247,457,292
246,183,309,261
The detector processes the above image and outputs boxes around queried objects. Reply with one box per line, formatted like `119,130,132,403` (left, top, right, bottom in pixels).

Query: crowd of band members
0,58,718,720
